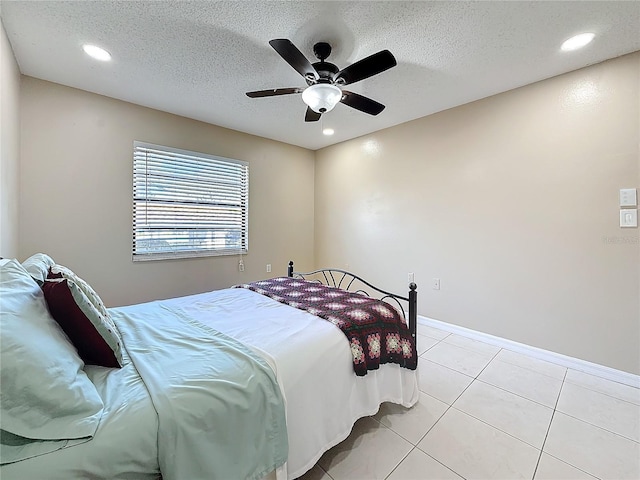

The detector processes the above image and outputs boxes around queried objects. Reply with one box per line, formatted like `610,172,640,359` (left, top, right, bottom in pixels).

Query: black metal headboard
287,261,418,350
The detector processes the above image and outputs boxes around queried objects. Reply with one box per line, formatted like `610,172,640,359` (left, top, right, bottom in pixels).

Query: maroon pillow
42,279,121,368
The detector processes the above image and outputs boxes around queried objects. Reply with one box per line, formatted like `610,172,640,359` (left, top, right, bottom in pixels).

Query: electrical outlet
408,272,415,283
238,260,245,272
266,264,272,273
432,278,440,290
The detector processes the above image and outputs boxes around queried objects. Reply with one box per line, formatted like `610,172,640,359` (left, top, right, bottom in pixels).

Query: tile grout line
410,379,471,476
541,452,605,480
553,410,640,445
315,457,334,480
532,369,567,479
409,346,504,478
473,347,502,379
491,356,567,383
418,335,637,477
436,350,555,451
532,371,627,478
382,445,416,480
371,415,426,480
440,335,502,357
417,335,447,357
444,404,546,451
322,326,635,480
556,375,640,444
473,376,558,410
414,346,562,478
562,379,640,407
474,350,569,411
422,339,498,368
320,464,335,480
412,328,635,478
384,444,469,480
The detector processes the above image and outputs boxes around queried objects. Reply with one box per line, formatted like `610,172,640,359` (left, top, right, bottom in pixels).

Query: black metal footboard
287,261,418,357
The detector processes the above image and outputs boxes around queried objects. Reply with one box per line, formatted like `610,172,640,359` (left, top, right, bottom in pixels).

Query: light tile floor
297,323,640,480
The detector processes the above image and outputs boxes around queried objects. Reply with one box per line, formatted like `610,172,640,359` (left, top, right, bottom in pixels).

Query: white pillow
0,260,104,443
20,253,55,284
49,264,109,318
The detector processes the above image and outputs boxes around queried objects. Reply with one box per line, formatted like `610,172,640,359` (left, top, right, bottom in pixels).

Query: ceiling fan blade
305,107,322,122
334,50,397,86
340,91,385,115
269,39,319,81
246,87,303,98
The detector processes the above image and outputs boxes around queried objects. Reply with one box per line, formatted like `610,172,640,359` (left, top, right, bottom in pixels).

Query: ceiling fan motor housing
310,62,339,85
313,42,332,61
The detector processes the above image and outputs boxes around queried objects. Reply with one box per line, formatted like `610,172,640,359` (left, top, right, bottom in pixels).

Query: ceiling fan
246,39,397,122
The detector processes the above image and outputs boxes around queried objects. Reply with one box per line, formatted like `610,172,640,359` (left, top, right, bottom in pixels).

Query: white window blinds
132,141,248,261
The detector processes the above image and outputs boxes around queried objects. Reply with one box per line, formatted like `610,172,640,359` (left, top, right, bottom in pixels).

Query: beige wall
0,20,20,258
15,51,640,374
315,53,640,375
19,77,315,307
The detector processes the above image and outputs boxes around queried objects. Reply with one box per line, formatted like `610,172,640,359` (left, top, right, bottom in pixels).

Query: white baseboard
418,315,640,389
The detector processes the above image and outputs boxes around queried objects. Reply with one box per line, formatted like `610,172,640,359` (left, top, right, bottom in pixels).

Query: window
132,141,248,261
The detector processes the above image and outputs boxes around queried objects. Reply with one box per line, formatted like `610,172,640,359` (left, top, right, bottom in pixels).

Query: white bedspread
165,287,419,478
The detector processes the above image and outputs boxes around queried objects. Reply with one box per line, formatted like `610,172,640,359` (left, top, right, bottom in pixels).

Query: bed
0,257,419,480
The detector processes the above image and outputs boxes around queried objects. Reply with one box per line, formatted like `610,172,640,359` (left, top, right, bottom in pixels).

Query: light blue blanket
111,300,288,480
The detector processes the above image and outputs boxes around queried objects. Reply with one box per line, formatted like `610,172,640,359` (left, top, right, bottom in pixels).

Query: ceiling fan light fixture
302,84,342,113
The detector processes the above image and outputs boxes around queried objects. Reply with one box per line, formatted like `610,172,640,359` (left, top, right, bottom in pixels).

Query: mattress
165,287,419,478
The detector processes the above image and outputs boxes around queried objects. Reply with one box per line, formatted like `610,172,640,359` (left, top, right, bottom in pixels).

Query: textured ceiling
2,1,639,150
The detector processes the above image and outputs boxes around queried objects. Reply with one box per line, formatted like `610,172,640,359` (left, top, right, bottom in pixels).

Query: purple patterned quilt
235,277,417,376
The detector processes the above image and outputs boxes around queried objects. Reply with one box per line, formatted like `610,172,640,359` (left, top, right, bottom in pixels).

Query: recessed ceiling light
322,128,335,136
561,33,595,52
82,44,112,61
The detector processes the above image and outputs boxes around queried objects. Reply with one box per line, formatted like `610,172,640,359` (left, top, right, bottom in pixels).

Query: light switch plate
620,188,637,207
620,209,638,228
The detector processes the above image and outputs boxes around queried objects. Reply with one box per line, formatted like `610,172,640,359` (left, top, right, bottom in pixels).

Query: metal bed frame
287,260,418,356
